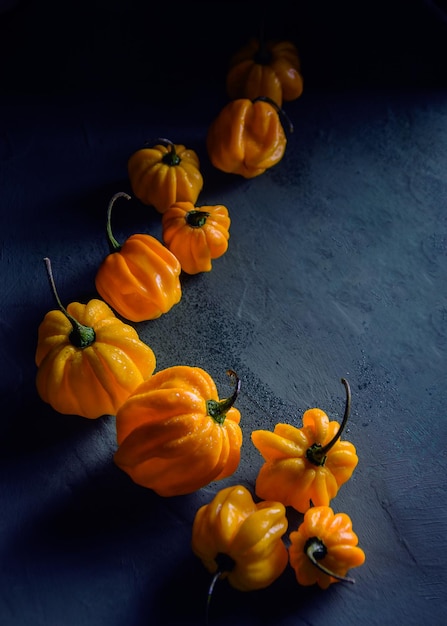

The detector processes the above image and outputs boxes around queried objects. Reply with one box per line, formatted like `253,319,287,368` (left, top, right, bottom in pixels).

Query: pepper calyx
305,378,352,466
43,257,96,349
206,370,241,425
252,96,294,134
159,138,181,166
186,210,210,228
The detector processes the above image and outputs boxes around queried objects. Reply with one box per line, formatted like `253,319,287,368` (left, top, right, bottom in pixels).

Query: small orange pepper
191,484,289,592
161,201,231,274
289,505,366,588
128,138,203,213
206,97,291,179
251,379,358,513
36,258,156,419
95,192,182,322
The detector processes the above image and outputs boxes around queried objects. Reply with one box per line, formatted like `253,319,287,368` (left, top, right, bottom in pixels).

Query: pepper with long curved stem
306,378,351,466
304,537,356,584
43,257,95,348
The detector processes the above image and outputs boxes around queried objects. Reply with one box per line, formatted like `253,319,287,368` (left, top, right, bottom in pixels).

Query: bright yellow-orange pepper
95,193,182,322
206,97,289,179
114,366,243,496
191,484,289,592
226,38,303,107
36,258,156,419
161,201,231,274
128,139,203,213
251,379,358,513
289,505,366,588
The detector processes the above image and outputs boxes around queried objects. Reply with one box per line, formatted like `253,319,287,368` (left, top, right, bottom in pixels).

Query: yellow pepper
114,366,243,496
191,484,289,592
251,379,358,513
206,97,290,179
128,138,203,214
226,38,304,107
35,258,156,419
161,200,231,274
289,505,366,588
95,192,182,321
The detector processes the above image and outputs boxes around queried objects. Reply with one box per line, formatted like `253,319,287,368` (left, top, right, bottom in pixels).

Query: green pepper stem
206,370,241,425
106,192,131,253
305,537,355,584
253,96,294,134
158,137,181,166
43,257,95,349
306,378,351,466
186,210,210,228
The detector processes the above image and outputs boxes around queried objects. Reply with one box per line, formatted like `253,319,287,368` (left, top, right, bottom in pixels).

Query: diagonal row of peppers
34,32,366,610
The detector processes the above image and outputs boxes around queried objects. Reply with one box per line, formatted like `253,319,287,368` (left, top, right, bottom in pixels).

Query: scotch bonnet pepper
161,200,231,274
206,96,291,179
36,258,156,419
128,138,203,214
289,505,366,588
191,484,289,592
114,366,243,496
251,378,358,513
95,192,182,322
226,38,304,107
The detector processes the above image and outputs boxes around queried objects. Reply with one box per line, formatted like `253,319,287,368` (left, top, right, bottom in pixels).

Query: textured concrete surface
1,2,446,625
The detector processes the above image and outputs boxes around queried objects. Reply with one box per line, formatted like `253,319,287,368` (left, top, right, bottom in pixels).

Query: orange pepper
226,38,303,107
206,97,290,178
114,366,243,496
36,258,156,419
161,201,231,274
128,138,203,213
289,505,366,588
95,192,182,322
192,484,288,592
251,379,358,512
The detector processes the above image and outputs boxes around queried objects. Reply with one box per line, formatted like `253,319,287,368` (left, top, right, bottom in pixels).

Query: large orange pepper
161,201,231,274
95,192,182,322
114,366,243,496
128,138,203,213
191,484,288,592
206,97,290,179
251,379,358,513
289,505,366,588
35,258,156,419
226,38,303,107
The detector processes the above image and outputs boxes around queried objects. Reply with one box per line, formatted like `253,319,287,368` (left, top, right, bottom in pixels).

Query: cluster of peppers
35,33,366,608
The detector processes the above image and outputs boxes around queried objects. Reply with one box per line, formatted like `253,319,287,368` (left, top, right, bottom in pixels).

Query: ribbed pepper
206,97,289,179
128,139,203,213
191,484,288,592
95,192,182,322
289,505,366,588
226,38,303,107
36,258,156,419
114,366,243,496
251,379,358,513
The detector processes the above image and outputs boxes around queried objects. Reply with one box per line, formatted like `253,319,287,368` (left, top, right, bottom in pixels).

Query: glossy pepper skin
191,484,289,591
251,379,358,513
206,97,287,178
114,366,243,496
289,505,366,588
226,38,303,107
128,139,203,214
161,201,231,274
35,288,156,419
95,193,182,322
